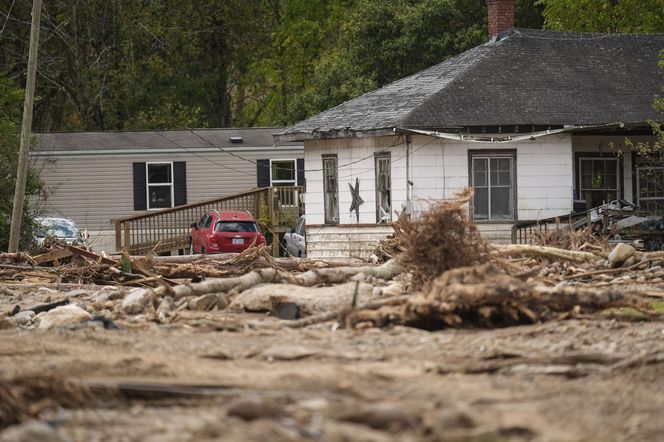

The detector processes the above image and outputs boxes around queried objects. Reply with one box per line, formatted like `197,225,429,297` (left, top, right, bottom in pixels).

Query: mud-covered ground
2,296,664,441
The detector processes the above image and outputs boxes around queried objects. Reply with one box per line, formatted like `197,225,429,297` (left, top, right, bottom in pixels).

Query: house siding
32,147,303,253
304,133,574,224
302,133,573,256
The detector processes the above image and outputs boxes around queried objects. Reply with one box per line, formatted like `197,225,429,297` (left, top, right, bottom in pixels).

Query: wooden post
124,222,131,252
8,0,42,252
114,222,122,252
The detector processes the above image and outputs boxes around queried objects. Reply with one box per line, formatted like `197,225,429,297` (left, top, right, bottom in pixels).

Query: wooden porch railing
511,210,592,244
112,186,303,255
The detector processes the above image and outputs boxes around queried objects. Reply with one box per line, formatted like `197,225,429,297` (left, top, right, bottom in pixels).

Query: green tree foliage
538,0,664,33
0,73,44,250
0,0,545,129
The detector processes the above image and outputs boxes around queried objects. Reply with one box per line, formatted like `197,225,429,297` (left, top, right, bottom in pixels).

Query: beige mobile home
32,128,303,253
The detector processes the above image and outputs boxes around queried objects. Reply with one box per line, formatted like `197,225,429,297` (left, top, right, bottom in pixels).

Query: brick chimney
488,0,515,37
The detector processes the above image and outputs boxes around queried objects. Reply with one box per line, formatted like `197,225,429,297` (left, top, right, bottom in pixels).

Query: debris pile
379,190,490,288
1,191,664,334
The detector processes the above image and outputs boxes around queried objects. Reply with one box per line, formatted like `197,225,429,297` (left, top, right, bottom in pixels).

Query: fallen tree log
151,259,405,301
493,244,600,263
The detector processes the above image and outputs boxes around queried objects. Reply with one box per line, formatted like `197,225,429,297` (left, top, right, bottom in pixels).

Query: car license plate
232,238,244,245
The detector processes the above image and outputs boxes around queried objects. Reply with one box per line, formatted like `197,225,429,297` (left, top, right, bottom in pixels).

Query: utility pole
8,0,42,252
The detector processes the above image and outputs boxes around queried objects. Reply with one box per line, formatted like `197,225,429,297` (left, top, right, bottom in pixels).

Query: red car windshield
215,221,258,233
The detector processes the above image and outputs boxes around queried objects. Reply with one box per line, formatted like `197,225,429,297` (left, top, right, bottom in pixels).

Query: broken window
323,155,339,224
579,158,619,208
270,160,296,186
375,153,391,223
637,167,664,213
471,154,514,220
147,163,173,209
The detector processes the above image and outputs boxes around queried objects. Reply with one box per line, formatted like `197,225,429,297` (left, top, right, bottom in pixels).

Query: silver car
34,217,85,246
283,216,306,257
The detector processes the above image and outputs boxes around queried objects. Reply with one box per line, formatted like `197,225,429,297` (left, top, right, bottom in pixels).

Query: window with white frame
471,154,515,220
579,157,619,208
637,167,664,213
147,162,173,209
375,153,392,223
270,160,296,186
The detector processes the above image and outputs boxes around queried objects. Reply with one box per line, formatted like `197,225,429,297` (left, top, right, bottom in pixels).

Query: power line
186,128,404,173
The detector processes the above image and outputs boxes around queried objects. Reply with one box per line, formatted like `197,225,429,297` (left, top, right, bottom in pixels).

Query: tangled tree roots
347,264,654,330
397,190,489,289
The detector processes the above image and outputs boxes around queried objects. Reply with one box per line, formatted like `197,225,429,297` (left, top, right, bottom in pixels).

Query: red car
190,210,266,254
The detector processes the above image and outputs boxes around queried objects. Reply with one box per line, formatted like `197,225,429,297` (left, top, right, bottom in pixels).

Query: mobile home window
471,155,514,220
637,167,664,213
270,160,296,186
323,155,339,224
375,154,391,223
147,163,173,209
579,158,619,208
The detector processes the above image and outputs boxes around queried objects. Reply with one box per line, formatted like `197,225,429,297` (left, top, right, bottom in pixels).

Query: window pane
490,169,499,186
148,164,171,184
605,160,617,174
216,221,257,232
581,160,592,174
581,174,592,189
272,161,295,181
605,175,617,189
499,171,511,186
495,158,511,171
323,157,339,224
473,159,487,186
474,187,488,219
149,186,171,208
491,187,512,219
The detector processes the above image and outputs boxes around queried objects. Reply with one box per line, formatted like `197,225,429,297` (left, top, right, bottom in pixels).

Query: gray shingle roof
35,127,301,152
275,29,664,141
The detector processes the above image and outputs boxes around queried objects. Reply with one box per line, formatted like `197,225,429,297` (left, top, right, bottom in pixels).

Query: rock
92,286,124,302
339,402,420,432
36,305,92,329
226,398,285,421
65,289,89,298
262,345,319,361
621,256,637,268
608,243,635,268
122,288,151,314
230,281,375,316
188,294,219,311
0,420,66,442
13,310,35,326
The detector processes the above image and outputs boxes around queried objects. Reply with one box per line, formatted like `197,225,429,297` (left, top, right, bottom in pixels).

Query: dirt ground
2,294,664,442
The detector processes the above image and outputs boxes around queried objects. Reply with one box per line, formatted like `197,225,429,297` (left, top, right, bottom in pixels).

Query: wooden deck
112,186,303,255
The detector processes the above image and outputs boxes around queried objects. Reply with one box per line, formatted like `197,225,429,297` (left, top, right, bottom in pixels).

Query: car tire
201,246,206,255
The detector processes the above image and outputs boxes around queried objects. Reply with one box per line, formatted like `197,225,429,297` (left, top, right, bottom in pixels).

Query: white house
275,0,664,260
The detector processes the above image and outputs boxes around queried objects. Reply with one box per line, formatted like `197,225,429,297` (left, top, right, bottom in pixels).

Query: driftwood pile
1,191,664,331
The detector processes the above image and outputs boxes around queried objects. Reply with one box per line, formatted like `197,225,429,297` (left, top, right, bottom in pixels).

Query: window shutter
132,162,147,211
257,159,270,187
173,161,187,206
297,158,305,187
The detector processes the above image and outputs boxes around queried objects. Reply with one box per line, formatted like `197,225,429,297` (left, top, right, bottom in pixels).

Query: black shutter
132,162,147,211
173,162,187,206
257,159,270,187
296,158,305,187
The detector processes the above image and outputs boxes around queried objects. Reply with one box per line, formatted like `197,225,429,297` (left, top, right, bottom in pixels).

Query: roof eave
274,127,398,142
